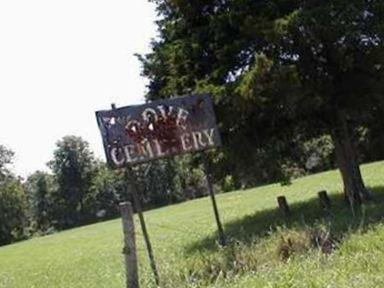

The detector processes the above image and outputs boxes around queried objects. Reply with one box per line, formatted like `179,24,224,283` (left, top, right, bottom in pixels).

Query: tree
91,159,187,216
135,159,186,208
90,161,126,219
0,145,28,246
0,145,15,182
0,180,28,245
48,136,97,228
26,171,55,232
140,0,384,204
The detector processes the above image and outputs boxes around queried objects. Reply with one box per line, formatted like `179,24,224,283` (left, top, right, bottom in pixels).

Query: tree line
1,123,383,247
0,136,209,247
2,0,384,246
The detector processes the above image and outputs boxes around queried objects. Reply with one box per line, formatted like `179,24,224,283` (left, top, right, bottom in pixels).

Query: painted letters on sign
95,94,221,168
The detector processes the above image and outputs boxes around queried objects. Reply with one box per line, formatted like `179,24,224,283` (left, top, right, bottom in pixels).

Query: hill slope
2,161,384,287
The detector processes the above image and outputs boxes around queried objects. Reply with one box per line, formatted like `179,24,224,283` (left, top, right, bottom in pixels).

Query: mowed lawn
2,161,384,287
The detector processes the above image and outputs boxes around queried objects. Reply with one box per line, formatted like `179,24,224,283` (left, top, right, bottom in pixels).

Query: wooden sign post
202,153,226,246
96,94,226,286
125,167,160,287
119,202,139,288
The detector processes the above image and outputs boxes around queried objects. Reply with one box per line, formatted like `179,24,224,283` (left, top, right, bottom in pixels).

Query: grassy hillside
2,161,384,287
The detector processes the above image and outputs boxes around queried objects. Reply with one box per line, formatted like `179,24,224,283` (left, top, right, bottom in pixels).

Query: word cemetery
96,94,221,168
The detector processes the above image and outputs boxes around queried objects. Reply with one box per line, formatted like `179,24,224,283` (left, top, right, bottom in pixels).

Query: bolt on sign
96,94,221,168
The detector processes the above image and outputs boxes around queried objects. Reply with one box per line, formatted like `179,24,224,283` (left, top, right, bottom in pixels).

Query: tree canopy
0,145,15,182
48,136,97,228
0,146,27,245
140,0,384,201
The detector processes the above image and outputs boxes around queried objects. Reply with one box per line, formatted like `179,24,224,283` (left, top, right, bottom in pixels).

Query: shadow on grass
186,185,384,254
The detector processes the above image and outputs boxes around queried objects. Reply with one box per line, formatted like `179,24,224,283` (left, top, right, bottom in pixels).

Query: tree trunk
331,112,372,206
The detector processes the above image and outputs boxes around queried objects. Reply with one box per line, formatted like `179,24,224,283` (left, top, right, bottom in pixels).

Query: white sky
0,0,157,177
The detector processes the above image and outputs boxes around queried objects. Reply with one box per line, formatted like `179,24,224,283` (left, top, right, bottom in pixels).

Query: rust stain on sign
96,94,221,168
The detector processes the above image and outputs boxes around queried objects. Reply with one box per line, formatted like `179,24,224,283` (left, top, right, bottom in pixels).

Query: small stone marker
120,202,139,288
277,196,290,217
318,190,331,211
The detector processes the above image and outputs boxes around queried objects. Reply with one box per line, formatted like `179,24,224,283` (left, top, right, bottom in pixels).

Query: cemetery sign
96,94,221,168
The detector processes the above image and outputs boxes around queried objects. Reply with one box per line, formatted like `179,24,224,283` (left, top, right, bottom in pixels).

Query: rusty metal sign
96,94,221,168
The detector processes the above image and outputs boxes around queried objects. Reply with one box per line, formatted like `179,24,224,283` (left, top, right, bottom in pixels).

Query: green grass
2,161,384,287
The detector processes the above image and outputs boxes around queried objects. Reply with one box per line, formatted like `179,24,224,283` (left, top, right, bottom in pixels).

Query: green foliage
2,161,384,287
0,137,213,246
0,146,28,245
90,162,126,219
134,160,182,207
221,175,235,193
25,171,56,232
140,0,384,191
173,155,208,199
357,105,384,162
0,145,15,182
0,180,28,246
48,136,97,228
301,135,335,173
134,156,207,208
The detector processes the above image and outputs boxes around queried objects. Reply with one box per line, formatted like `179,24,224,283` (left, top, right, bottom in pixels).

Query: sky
0,0,157,177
